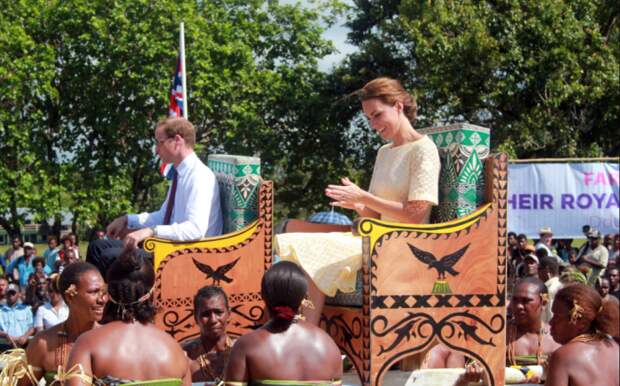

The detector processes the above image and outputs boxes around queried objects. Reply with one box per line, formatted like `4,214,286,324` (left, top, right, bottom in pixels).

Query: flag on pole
168,57,185,118
160,22,188,179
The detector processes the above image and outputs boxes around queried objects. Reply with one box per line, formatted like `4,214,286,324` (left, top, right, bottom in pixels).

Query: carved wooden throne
144,155,273,342
321,153,507,386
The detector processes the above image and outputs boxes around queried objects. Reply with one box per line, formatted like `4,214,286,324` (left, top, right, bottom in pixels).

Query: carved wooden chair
283,124,507,386
144,155,273,342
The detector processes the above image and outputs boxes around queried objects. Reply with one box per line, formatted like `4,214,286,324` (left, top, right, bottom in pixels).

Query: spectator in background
522,252,540,279
535,227,555,257
43,235,60,272
8,242,52,287
25,272,49,315
610,233,620,265
567,247,579,266
608,267,620,300
539,256,563,323
603,233,613,251
59,234,80,261
32,257,47,276
596,277,612,302
579,229,609,286
555,239,572,262
2,236,24,273
69,232,79,247
34,274,68,332
55,248,79,274
507,232,519,259
0,276,8,306
94,229,106,241
0,283,34,350
516,234,529,260
510,237,533,279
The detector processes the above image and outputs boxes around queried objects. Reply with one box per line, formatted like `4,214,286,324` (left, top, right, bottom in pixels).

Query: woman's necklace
569,332,605,344
507,322,545,366
54,322,71,369
198,335,234,382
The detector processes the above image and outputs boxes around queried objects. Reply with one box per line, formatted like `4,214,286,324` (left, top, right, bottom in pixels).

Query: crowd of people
506,226,620,304
0,233,103,351
1,77,618,385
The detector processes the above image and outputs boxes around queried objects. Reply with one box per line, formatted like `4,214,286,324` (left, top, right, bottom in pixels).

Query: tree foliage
0,0,342,236
340,0,619,159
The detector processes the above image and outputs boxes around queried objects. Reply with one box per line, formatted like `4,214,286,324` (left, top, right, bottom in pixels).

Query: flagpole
180,22,188,119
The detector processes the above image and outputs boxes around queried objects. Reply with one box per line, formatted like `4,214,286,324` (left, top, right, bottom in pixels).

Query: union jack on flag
160,56,185,179
168,57,184,117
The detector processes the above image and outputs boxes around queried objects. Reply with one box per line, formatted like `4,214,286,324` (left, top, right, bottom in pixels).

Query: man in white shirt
534,227,555,257
87,118,223,272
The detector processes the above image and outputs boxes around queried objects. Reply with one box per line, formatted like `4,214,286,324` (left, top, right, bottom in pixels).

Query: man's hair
32,257,45,267
515,277,548,296
157,117,196,147
261,261,307,316
106,250,155,324
539,256,559,276
508,232,517,239
193,285,229,312
48,235,58,243
517,233,527,241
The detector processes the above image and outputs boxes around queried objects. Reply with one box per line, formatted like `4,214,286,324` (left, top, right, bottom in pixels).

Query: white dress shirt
127,152,223,240
34,302,69,330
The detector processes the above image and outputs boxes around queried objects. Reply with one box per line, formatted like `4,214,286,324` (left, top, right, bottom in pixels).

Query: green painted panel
420,123,491,223
208,154,261,233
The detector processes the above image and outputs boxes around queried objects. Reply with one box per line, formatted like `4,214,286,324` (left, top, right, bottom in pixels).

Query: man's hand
107,215,128,239
123,227,154,250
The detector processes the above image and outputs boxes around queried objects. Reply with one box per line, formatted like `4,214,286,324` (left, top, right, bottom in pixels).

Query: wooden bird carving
407,243,470,280
192,257,240,285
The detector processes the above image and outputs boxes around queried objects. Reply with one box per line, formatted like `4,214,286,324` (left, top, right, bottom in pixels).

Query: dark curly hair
105,250,155,324
193,286,229,314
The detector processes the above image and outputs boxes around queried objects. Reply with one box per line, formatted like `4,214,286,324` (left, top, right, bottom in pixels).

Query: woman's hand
325,177,367,208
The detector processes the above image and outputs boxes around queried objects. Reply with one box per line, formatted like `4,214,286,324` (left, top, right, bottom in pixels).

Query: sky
280,0,357,71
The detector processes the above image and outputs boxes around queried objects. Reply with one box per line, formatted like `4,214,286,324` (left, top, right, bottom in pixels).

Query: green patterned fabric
420,123,490,222
208,154,261,234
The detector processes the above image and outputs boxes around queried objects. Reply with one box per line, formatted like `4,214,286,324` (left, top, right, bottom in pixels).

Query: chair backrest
419,123,491,222
207,154,261,234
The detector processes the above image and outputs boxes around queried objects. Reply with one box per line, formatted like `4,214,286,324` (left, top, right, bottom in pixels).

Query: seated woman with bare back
225,261,342,385
546,283,619,386
65,251,190,386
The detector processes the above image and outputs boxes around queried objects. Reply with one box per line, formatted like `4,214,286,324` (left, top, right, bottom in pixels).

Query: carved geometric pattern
369,294,504,309
261,181,274,272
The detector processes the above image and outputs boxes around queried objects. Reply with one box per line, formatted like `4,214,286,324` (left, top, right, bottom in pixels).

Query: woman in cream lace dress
276,77,440,324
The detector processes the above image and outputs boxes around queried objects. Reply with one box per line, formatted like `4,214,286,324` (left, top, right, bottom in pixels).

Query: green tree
339,0,619,159
1,0,344,235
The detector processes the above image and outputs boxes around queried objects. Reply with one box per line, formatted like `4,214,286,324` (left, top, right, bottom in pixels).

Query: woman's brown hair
355,77,418,123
